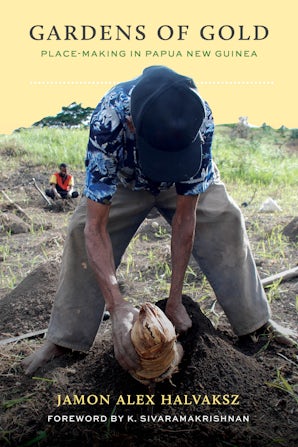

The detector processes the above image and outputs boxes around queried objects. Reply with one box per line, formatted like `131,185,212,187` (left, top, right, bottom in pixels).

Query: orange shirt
50,172,74,192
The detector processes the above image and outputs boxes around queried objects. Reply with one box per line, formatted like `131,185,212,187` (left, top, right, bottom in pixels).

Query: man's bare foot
22,341,70,375
249,319,297,347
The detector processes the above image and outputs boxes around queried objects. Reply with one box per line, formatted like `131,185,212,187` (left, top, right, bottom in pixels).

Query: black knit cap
131,66,205,182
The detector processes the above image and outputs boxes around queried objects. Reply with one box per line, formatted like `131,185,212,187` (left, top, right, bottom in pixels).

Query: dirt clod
283,217,298,242
0,212,30,234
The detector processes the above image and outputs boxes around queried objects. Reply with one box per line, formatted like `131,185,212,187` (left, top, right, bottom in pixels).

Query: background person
45,163,79,200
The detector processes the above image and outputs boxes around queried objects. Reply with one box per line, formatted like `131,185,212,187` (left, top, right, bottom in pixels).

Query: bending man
23,66,296,375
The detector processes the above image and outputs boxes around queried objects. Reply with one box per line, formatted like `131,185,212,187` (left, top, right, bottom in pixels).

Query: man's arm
84,198,139,371
49,174,61,199
50,183,61,199
165,194,199,332
67,176,74,197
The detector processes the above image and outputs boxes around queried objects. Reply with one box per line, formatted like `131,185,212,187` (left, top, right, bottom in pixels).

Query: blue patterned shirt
84,78,215,204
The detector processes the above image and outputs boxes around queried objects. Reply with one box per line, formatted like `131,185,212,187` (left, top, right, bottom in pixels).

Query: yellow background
1,0,297,134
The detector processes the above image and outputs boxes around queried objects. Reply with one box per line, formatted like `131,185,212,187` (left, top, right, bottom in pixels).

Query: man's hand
54,191,61,199
110,301,140,371
165,300,192,334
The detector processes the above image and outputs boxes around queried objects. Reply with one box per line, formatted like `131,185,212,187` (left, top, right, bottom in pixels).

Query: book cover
1,1,297,447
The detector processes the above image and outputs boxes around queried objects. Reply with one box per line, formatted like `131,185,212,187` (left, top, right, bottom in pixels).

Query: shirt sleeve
175,101,215,196
84,94,124,205
49,174,57,185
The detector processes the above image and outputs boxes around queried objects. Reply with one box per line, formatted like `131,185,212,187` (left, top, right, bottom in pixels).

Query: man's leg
59,191,70,199
45,189,54,199
46,196,101,351
155,183,270,336
192,180,270,335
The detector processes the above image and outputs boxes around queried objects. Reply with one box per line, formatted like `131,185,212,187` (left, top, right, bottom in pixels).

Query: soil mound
0,212,30,234
66,296,294,447
0,261,59,338
283,217,298,242
4,296,294,447
0,267,297,447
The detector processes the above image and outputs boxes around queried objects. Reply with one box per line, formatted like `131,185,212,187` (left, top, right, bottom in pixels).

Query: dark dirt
0,165,298,447
1,293,297,447
283,217,298,243
0,262,59,338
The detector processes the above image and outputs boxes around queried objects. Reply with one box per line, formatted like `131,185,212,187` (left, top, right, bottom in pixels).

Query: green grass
0,124,297,185
266,369,298,404
0,127,87,170
213,125,298,186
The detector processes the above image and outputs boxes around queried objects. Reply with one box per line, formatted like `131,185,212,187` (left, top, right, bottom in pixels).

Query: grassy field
1,123,297,183
0,127,87,172
0,124,297,293
1,123,297,221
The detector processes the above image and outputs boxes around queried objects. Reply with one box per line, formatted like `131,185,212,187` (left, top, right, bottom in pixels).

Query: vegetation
212,124,298,186
32,102,93,128
0,124,297,293
0,127,87,171
1,123,297,183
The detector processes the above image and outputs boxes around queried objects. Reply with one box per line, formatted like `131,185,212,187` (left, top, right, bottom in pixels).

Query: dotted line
30,81,116,85
29,80,274,86
199,81,274,85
